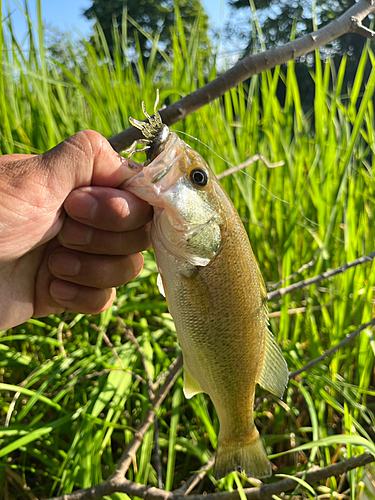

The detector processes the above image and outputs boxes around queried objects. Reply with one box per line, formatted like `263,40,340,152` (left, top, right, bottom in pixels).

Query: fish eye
189,168,208,187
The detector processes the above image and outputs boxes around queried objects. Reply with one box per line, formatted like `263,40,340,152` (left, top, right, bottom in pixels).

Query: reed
0,1,374,498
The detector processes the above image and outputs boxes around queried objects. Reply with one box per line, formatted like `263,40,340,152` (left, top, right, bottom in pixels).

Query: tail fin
213,430,271,480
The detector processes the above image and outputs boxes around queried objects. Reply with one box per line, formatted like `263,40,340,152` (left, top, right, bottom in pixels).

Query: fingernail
68,191,98,219
51,280,78,301
60,224,93,246
50,252,81,276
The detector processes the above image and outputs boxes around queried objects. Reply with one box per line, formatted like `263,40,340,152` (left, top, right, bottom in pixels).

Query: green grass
0,1,375,498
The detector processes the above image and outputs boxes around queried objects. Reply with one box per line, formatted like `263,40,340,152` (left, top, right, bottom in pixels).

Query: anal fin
183,365,204,399
257,327,288,399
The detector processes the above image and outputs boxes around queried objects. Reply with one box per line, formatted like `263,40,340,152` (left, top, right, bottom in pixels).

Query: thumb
40,130,141,192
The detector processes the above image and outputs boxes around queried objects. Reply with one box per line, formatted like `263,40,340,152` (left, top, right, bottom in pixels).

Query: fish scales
125,101,288,480
152,195,264,439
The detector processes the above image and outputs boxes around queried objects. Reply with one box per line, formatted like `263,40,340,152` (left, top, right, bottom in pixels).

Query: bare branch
268,303,330,318
154,415,164,489
173,456,216,496
268,257,316,291
217,155,284,180
289,317,375,378
351,16,375,39
89,323,125,370
115,316,164,483
57,320,67,358
118,318,155,395
44,451,374,500
267,250,375,301
109,0,375,152
154,355,183,390
184,453,374,500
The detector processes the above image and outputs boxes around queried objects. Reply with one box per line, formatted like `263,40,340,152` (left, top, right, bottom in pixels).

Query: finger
33,238,119,318
58,218,152,255
64,186,153,231
49,248,144,288
50,280,116,315
42,130,143,190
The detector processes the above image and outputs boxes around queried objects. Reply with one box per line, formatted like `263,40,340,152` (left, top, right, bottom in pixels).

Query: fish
125,95,288,480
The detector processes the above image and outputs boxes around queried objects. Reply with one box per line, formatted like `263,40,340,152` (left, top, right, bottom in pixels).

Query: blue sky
3,0,230,41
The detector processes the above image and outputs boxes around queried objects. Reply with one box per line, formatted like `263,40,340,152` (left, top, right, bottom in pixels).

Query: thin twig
57,320,67,358
268,303,330,318
267,251,375,301
119,319,155,395
289,317,375,378
44,356,183,500
173,456,215,496
90,323,125,370
154,416,163,489
217,155,284,180
351,16,375,39
268,257,316,291
154,356,183,390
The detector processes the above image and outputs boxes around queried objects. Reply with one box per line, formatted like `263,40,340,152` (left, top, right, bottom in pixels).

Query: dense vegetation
0,2,375,499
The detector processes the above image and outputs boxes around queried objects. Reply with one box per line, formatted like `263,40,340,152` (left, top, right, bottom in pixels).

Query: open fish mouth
124,133,185,205
150,163,173,184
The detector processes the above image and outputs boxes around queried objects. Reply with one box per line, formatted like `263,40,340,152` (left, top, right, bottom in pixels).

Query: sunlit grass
0,1,374,498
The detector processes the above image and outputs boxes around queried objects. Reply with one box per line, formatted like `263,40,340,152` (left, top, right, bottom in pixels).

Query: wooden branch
289,317,375,378
42,452,374,500
267,250,375,301
173,456,216,496
184,453,374,500
108,0,375,152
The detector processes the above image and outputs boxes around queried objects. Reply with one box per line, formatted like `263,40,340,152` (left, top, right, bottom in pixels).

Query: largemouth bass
125,98,288,480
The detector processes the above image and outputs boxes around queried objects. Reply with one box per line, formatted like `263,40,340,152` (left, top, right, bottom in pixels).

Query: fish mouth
124,133,184,206
150,163,173,184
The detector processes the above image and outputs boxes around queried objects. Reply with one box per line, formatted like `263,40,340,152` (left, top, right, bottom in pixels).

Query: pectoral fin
183,365,204,399
157,273,166,297
257,327,288,399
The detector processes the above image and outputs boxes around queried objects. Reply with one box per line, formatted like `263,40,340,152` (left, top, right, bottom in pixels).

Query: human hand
0,131,152,331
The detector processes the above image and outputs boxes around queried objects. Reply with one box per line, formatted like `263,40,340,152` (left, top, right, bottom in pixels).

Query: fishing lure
126,90,170,163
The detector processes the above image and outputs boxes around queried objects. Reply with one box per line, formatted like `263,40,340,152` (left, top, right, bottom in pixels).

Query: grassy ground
0,2,375,499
